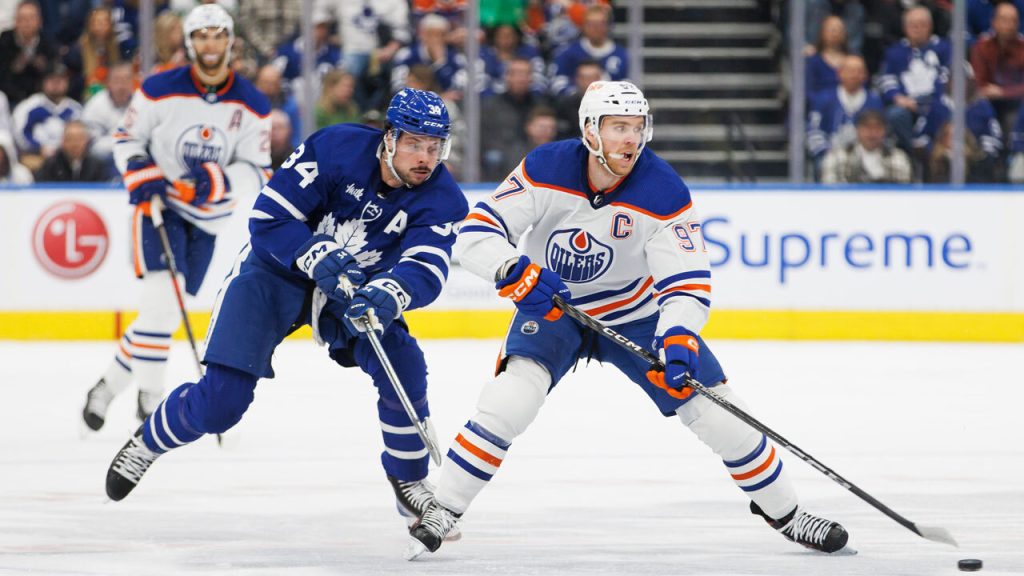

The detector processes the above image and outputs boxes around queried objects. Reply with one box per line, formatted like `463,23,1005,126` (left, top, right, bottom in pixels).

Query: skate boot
407,502,461,560
82,378,114,431
388,474,461,541
106,427,161,501
751,501,852,554
136,390,160,422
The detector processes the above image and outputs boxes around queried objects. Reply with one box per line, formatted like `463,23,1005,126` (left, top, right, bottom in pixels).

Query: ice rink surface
1,338,1021,576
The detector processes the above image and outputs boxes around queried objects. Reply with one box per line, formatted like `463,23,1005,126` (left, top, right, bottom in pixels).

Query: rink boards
1,184,1021,342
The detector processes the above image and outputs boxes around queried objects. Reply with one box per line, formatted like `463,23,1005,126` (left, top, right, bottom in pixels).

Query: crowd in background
802,0,1024,184
1,0,1023,186
0,0,628,186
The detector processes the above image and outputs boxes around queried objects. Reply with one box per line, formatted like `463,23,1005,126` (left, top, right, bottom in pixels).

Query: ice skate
388,474,461,541
82,379,114,431
751,501,854,554
136,390,160,422
106,427,161,501
406,502,461,560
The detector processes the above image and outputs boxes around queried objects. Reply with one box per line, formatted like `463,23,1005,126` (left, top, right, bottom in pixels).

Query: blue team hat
386,89,451,139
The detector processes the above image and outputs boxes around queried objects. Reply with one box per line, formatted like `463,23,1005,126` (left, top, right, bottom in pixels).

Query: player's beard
196,51,228,77
399,163,434,186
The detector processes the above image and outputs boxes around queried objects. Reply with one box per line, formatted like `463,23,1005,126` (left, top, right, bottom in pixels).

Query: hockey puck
958,559,983,571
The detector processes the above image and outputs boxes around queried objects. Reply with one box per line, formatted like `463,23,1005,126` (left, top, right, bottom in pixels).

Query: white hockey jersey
455,140,712,337
114,66,272,233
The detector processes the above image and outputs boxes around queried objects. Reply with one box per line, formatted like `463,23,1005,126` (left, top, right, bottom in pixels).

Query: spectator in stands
1008,106,1024,182
482,23,547,95
318,0,410,110
108,0,171,57
65,7,125,102
391,14,466,100
879,6,951,153
554,58,602,139
404,62,464,179
927,120,987,183
524,104,558,149
81,61,134,179
481,56,548,181
821,109,913,183
807,55,883,177
152,11,186,74
254,64,301,146
34,120,107,182
316,69,361,129
549,4,628,96
806,15,849,100
274,9,341,92
237,0,300,66
268,109,293,170
916,73,1004,181
0,0,57,107
0,132,34,184
970,2,1024,128
12,63,82,171
806,0,865,56
968,0,1024,37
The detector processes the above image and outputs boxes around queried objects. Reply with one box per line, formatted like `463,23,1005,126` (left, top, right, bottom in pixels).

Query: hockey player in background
103,87,469,531
81,4,272,431
408,81,852,558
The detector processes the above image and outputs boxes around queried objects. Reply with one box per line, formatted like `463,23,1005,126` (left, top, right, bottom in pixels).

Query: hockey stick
551,294,958,548
339,277,443,466
149,195,222,446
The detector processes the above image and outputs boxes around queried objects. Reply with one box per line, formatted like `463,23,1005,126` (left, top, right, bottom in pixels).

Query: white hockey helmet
578,81,653,174
183,4,235,62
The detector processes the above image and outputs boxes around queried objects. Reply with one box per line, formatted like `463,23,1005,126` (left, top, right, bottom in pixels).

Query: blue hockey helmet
386,88,451,139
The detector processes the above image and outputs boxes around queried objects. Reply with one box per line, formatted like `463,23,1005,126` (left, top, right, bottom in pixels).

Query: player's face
597,115,645,175
391,132,443,185
191,28,230,73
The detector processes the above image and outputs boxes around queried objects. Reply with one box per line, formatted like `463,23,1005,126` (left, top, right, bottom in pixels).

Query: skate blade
405,537,429,561
444,526,462,542
828,543,858,556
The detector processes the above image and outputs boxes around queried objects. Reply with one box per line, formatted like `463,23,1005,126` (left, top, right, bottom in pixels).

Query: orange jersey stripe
731,446,776,481
584,276,654,316
465,212,499,227
657,284,712,296
132,342,170,351
455,433,503,467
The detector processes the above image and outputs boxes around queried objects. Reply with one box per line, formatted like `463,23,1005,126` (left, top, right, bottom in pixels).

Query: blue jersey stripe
724,435,767,468
474,202,510,236
658,291,711,309
570,277,643,306
600,293,655,323
655,270,711,291
447,449,494,481
460,224,507,236
740,460,784,492
465,420,511,449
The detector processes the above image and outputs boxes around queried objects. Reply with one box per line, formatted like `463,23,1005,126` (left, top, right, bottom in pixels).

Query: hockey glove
294,234,367,300
343,274,412,337
646,327,700,400
171,162,230,206
495,255,570,321
124,157,167,211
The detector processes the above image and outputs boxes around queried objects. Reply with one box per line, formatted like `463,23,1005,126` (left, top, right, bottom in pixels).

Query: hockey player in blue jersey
82,4,272,431
103,88,470,531
408,81,851,559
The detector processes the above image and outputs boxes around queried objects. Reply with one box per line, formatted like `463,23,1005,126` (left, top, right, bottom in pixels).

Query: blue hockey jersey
916,95,1003,157
549,39,629,96
806,87,884,159
878,37,951,104
249,124,469,311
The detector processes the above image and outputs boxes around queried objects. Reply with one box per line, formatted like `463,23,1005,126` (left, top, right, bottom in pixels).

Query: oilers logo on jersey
546,228,613,283
175,124,228,171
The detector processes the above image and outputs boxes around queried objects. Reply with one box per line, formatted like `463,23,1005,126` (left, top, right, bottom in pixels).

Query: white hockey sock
128,272,184,411
100,331,134,395
435,357,550,514
677,385,798,520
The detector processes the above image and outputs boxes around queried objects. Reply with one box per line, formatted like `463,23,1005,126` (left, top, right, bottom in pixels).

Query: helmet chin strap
584,123,626,178
377,130,412,188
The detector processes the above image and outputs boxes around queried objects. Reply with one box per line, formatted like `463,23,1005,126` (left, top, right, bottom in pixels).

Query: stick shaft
552,295,954,546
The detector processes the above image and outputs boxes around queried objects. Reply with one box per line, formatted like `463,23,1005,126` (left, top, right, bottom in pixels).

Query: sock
435,420,511,514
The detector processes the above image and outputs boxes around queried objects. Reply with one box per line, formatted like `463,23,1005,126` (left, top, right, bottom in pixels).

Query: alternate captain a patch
545,228,613,283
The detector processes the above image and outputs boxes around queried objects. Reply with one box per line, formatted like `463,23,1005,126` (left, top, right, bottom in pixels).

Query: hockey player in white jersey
408,81,852,558
82,4,272,431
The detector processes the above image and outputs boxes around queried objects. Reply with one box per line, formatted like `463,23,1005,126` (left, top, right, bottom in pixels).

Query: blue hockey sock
141,383,203,454
379,394,430,481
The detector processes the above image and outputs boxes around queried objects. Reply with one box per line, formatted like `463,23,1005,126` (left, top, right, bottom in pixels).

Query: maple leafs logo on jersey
315,213,382,268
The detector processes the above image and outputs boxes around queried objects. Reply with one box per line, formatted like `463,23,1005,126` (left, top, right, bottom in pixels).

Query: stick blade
915,524,958,547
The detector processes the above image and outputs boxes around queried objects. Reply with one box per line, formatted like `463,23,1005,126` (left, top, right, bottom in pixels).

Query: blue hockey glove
646,327,700,399
343,274,412,337
171,162,231,206
124,157,167,211
315,295,353,350
495,255,571,321
294,234,367,300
